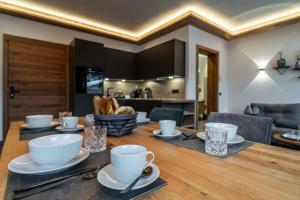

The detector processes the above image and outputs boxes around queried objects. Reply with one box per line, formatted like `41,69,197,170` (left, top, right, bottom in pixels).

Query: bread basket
94,113,137,136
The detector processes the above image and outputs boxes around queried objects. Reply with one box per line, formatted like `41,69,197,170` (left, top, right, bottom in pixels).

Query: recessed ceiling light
122,79,126,82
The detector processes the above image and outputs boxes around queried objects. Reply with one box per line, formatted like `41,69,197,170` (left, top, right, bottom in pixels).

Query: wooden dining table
1,120,300,200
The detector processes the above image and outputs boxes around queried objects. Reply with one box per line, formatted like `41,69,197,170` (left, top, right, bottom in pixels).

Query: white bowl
28,134,83,166
205,123,238,140
26,115,53,127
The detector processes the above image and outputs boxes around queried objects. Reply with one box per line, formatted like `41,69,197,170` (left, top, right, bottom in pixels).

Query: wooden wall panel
3,35,69,138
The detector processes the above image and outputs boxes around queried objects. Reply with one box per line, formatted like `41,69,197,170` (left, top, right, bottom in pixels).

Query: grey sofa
244,103,300,130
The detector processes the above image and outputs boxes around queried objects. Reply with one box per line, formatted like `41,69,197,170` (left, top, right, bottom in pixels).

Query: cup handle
145,151,155,167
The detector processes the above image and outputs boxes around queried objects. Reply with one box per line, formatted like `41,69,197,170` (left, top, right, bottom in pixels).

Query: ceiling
1,0,300,42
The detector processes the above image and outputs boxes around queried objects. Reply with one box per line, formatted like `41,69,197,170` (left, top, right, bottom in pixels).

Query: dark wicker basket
94,113,137,136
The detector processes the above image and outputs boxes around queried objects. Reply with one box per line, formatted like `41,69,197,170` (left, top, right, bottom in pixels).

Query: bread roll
111,98,120,111
114,106,135,115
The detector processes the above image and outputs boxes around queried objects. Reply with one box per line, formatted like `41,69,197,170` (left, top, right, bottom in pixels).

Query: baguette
93,96,101,114
99,96,114,115
111,98,120,111
93,96,134,115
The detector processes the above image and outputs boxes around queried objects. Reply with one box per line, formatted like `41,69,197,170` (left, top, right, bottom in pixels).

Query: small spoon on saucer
120,166,153,194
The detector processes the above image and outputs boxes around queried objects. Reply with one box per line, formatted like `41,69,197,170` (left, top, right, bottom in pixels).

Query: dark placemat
152,132,254,159
19,128,82,140
5,149,166,200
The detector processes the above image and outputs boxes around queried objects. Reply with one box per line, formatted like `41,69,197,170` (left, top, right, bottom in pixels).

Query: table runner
152,131,254,159
19,128,82,140
5,149,167,200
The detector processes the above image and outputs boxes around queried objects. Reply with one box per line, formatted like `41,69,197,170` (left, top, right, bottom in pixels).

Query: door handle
9,86,20,99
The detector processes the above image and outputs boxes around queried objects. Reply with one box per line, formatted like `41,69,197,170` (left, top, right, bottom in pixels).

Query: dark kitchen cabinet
137,39,185,79
103,48,119,78
103,48,136,80
71,38,104,67
70,38,104,116
119,51,136,80
137,49,156,79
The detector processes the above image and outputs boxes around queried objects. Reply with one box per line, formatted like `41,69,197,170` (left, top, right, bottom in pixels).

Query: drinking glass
59,112,72,124
84,126,107,153
205,129,228,156
85,114,95,127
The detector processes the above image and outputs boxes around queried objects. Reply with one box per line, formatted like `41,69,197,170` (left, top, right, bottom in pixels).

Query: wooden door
206,52,219,113
196,45,219,119
3,35,69,137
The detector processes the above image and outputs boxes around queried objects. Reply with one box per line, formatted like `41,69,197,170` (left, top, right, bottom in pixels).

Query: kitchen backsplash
104,78,185,99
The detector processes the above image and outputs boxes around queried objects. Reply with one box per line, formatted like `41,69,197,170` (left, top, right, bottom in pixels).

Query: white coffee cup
62,117,78,129
159,120,176,135
137,112,147,121
111,145,155,184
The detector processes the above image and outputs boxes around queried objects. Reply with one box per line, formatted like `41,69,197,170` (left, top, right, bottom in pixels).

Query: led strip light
0,0,300,42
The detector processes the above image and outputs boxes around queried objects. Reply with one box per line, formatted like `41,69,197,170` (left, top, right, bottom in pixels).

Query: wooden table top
273,133,300,146
1,121,300,200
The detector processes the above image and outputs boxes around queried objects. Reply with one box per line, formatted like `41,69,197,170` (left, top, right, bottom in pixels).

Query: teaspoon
120,166,153,194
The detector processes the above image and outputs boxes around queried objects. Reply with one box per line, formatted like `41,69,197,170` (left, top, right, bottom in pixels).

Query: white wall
187,25,229,111
0,13,140,140
139,26,189,50
228,23,300,113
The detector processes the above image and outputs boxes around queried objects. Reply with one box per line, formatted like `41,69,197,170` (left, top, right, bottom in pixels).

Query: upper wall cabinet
70,38,104,67
103,48,136,80
137,39,185,79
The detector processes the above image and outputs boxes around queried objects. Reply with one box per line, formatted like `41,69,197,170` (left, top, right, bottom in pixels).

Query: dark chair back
207,112,273,144
149,107,184,126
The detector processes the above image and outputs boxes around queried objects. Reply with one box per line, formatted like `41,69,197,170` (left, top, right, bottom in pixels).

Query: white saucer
137,118,151,124
97,163,160,190
8,148,90,174
153,129,182,139
21,121,60,129
55,125,84,132
196,132,245,144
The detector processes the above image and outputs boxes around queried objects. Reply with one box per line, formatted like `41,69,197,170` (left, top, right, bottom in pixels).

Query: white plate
196,132,245,144
8,148,90,174
97,163,160,190
137,118,151,124
153,129,182,139
55,125,84,132
21,121,60,129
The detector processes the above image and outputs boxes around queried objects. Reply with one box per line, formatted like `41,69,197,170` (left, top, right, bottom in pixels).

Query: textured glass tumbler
85,114,95,127
84,126,107,153
205,129,228,156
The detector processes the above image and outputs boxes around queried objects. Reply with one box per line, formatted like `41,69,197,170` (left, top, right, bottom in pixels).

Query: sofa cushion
244,105,261,116
275,118,300,129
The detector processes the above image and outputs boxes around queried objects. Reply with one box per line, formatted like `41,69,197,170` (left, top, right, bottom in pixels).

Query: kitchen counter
117,98,195,103
117,98,196,128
